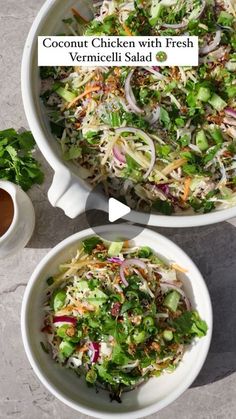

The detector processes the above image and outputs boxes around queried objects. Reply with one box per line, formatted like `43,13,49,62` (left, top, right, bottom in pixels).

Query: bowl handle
48,170,89,219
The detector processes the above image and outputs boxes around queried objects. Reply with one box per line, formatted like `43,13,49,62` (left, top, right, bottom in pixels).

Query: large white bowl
21,0,236,226
21,226,212,418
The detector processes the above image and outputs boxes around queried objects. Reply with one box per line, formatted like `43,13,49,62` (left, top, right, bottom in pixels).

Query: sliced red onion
107,257,123,264
124,69,162,121
125,70,144,114
199,30,222,56
89,342,100,363
156,184,170,195
160,281,191,311
225,108,236,119
120,258,147,287
115,127,156,179
162,0,206,29
113,144,126,163
53,315,77,326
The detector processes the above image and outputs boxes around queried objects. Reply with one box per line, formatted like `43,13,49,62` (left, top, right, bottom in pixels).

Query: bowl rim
21,0,236,227
21,226,213,418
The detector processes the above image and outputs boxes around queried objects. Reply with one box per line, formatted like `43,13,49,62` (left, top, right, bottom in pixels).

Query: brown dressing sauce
0,189,14,237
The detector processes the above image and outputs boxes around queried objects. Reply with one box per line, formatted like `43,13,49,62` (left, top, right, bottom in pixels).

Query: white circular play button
85,182,150,241
108,198,131,223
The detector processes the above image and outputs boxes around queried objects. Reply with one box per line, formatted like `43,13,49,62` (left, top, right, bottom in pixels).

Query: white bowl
0,180,35,258
21,0,236,227
21,226,212,418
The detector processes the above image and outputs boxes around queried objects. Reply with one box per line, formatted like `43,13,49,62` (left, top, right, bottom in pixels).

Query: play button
108,198,131,222
85,182,150,241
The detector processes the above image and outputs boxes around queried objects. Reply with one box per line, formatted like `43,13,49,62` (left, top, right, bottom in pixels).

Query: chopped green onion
163,330,173,341
108,241,123,257
143,316,155,328
133,330,146,344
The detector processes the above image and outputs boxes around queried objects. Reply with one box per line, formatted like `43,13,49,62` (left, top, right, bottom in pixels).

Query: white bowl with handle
21,0,236,226
21,225,212,419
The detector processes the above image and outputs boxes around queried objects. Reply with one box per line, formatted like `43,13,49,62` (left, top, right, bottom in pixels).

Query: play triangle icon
108,198,131,223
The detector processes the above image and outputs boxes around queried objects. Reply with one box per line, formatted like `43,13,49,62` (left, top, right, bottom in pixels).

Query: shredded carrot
77,343,89,354
114,275,121,284
122,23,133,36
67,86,101,109
171,263,188,273
56,305,76,316
71,7,89,23
182,177,191,201
93,263,108,268
123,240,130,248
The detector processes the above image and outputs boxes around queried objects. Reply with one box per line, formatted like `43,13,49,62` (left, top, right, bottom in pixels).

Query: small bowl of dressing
0,181,35,258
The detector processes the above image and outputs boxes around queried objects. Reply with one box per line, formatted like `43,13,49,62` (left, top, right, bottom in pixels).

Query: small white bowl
21,226,212,419
0,180,35,258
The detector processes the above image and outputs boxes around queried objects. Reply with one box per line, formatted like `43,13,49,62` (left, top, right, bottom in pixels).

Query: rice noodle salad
40,0,236,215
42,237,207,401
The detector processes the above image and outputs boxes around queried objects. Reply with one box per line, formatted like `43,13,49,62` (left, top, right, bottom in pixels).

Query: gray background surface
0,1,236,418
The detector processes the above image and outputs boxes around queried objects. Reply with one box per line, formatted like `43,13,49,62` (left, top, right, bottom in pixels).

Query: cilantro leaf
0,128,44,191
82,236,102,254
153,198,173,215
159,107,170,128
171,311,208,342
111,344,132,366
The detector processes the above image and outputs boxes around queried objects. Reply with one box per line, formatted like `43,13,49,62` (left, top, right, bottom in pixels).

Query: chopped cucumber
217,11,234,27
163,330,173,341
51,289,66,312
56,86,76,102
163,290,180,312
143,316,155,328
57,324,70,339
208,93,227,111
209,127,223,145
149,0,163,26
59,340,75,358
108,241,123,257
197,87,211,102
196,130,209,151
